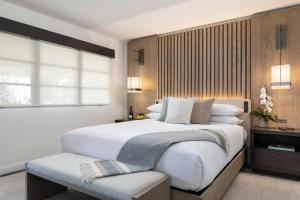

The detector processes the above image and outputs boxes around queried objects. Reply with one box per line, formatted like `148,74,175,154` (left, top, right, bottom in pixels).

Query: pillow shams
146,112,161,120
158,97,169,121
147,103,162,113
165,98,195,124
211,104,243,116
209,115,244,125
190,99,215,124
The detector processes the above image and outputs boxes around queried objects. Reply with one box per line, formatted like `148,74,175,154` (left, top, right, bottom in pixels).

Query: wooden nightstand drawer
254,147,300,176
251,127,300,179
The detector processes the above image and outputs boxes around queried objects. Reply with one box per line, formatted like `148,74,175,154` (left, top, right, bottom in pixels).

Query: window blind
0,31,111,107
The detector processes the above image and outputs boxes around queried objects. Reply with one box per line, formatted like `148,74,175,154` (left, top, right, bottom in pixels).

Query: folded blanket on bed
80,129,229,183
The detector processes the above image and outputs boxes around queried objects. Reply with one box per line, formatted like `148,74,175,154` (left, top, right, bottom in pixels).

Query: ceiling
4,0,300,40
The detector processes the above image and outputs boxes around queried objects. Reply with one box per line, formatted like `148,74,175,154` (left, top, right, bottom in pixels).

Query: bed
61,99,250,199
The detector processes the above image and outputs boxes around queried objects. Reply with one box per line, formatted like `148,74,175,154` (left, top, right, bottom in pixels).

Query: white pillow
147,103,162,113
146,112,160,120
211,104,243,116
165,98,195,124
209,116,244,125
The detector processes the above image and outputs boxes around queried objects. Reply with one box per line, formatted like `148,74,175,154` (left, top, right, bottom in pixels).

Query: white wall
0,1,127,175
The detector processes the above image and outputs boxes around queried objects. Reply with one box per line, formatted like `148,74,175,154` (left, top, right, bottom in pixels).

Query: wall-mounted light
135,49,144,65
127,76,142,93
271,64,291,89
271,24,291,90
127,48,144,93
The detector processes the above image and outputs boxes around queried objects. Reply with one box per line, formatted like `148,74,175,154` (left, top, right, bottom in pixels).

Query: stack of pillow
146,97,244,125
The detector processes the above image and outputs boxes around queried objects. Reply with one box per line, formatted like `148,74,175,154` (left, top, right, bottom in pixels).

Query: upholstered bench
26,153,170,200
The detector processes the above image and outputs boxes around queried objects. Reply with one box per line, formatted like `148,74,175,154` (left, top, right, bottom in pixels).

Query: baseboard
0,162,25,176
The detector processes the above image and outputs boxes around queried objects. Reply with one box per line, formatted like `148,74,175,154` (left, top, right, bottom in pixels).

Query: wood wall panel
251,7,300,128
127,36,158,115
158,19,251,99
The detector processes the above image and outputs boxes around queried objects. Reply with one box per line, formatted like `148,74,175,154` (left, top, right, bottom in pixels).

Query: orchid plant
250,87,278,122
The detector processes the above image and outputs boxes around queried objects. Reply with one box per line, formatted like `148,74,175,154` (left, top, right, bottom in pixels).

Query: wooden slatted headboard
157,18,251,100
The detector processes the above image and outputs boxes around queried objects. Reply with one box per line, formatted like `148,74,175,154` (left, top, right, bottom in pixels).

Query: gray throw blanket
80,129,229,183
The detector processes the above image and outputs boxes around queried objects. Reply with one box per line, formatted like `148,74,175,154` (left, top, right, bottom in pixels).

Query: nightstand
251,127,300,179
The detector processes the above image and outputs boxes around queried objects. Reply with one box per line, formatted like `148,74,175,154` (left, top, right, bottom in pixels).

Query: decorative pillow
209,116,244,125
147,103,162,113
158,97,169,121
146,112,161,120
190,99,215,124
211,104,243,116
165,98,195,124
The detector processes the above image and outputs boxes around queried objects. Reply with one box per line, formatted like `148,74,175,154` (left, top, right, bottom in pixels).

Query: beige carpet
1,172,300,200
222,172,300,200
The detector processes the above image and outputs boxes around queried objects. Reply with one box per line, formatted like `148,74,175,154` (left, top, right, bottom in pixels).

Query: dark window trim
0,17,115,58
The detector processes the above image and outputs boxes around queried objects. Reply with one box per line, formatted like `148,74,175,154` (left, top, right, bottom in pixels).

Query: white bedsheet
61,119,246,192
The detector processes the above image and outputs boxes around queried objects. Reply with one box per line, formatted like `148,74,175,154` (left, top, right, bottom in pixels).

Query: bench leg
26,172,67,200
133,177,170,200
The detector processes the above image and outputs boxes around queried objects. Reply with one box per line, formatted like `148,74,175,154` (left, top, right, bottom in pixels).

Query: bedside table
251,127,300,179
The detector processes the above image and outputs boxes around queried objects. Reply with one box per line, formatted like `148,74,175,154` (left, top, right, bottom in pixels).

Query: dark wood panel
227,23,233,97
215,26,219,98
192,30,196,97
199,29,203,97
211,27,215,98
241,20,247,98
223,24,228,97
158,37,162,98
184,32,188,97
207,27,211,98
246,19,251,99
219,25,224,97
0,17,115,58
255,148,300,175
164,35,168,96
168,35,171,96
203,28,207,97
180,33,185,97
232,22,237,97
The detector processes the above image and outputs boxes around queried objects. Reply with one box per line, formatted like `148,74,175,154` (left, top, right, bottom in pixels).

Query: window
0,31,111,107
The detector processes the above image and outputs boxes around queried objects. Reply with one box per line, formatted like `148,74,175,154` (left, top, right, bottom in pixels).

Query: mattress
61,119,247,192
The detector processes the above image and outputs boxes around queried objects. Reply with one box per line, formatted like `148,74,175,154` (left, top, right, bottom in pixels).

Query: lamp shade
127,76,142,93
271,64,291,89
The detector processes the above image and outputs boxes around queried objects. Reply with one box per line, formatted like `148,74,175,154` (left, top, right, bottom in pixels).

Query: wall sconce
127,48,144,93
271,64,291,89
127,76,142,93
271,24,291,90
135,49,144,65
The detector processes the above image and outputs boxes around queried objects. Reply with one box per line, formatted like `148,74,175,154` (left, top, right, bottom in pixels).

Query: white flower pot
259,119,269,128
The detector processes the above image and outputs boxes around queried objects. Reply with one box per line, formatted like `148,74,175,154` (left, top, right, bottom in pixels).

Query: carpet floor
1,172,300,200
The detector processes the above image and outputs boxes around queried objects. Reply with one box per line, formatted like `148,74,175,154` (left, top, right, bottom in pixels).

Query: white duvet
61,119,246,192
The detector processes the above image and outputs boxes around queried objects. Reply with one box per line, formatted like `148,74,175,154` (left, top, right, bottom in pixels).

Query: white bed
61,119,247,192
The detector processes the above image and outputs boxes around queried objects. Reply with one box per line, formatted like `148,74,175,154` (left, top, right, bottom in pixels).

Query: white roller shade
0,31,112,107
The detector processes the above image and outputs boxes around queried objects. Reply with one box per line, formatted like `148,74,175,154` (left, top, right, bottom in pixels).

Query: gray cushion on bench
26,153,166,200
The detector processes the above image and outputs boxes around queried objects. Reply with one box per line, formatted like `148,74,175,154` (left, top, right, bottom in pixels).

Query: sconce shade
271,64,291,89
127,76,142,93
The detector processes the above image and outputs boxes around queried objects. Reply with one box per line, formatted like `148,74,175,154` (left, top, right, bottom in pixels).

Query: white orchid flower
260,99,266,105
260,93,267,99
266,107,272,113
258,86,274,115
260,87,267,93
